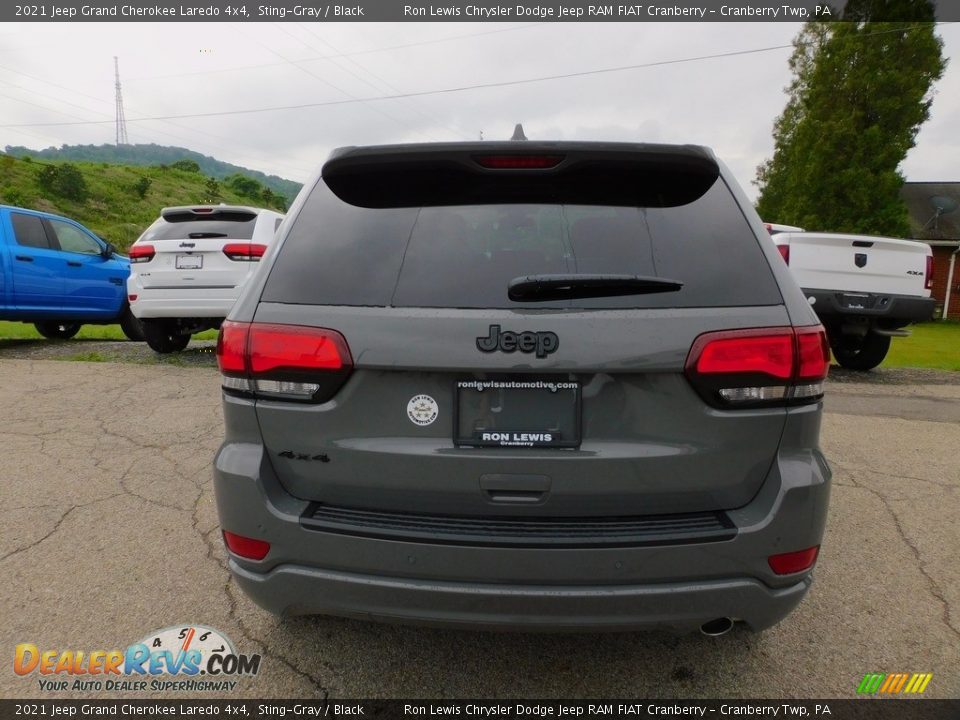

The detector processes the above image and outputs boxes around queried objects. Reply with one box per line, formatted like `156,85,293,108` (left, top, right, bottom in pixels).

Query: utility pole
114,56,128,146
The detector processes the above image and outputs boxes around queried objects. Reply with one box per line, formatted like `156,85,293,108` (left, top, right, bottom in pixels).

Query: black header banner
3,0,957,22
2,700,960,720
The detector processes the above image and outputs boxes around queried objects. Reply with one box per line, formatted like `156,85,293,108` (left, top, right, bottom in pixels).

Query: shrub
2,187,28,206
133,176,152,199
37,163,88,202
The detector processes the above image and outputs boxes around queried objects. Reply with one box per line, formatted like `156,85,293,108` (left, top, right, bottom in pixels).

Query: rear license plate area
455,379,580,448
176,254,203,270
839,292,874,310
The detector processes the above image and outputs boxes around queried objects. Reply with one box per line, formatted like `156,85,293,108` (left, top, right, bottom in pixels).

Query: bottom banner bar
2,700,960,720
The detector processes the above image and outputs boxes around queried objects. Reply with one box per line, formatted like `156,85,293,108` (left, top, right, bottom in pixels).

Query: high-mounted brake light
223,243,267,261
685,326,829,408
925,255,933,290
777,244,790,264
222,531,270,560
768,546,819,575
217,321,353,402
473,155,564,169
128,244,155,263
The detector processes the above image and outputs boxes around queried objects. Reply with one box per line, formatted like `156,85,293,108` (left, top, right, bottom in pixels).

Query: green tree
133,176,152,199
203,177,221,203
226,173,263,198
171,159,201,173
755,2,945,236
37,163,89,202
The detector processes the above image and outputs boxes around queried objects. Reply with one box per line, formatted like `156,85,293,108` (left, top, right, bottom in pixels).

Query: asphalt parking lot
1,353,958,700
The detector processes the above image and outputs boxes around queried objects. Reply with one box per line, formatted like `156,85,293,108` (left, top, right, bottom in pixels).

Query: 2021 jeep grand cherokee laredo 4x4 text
213,142,832,633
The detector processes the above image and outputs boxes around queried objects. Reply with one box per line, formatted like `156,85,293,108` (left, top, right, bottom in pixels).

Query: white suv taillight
128,244,155,263
685,326,829,408
925,255,933,290
217,321,353,402
223,243,268,261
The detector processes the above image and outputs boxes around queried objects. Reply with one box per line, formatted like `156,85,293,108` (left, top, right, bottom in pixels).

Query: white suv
127,205,284,352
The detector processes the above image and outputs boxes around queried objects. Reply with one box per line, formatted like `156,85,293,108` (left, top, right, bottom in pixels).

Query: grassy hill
4,143,303,201
0,153,286,250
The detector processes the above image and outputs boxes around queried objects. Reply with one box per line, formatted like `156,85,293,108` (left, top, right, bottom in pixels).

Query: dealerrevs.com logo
14,625,261,693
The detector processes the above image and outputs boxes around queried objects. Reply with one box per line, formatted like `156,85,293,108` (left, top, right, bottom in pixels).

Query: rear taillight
217,321,353,402
473,155,564,169
223,243,268,261
685,326,829,408
222,531,270,560
925,255,933,290
768,546,819,575
128,244,155,263
777,244,790,264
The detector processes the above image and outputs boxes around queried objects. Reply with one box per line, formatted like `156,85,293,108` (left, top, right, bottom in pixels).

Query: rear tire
34,322,81,340
831,332,891,371
141,319,190,353
119,306,144,342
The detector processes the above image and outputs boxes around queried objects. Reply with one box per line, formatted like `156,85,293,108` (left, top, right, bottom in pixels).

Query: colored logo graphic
14,625,261,693
857,673,933,695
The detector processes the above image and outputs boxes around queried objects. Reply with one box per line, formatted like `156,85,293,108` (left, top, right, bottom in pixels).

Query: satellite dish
930,196,958,215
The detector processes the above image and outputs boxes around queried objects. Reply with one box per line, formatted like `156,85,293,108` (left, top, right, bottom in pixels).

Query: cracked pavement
1,358,957,699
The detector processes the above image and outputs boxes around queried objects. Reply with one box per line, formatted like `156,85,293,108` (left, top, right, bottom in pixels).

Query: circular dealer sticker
407,394,439,426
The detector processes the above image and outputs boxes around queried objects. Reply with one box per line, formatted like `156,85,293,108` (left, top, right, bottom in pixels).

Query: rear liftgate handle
480,474,551,504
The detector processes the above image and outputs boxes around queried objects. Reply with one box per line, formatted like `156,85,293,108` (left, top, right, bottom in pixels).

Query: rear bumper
230,560,811,632
214,401,831,632
127,283,239,319
805,288,935,325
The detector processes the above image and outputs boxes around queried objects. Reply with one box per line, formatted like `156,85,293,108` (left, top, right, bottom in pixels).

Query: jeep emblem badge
476,324,559,358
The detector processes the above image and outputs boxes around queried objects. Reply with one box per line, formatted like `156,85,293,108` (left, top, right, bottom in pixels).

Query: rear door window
263,177,782,309
10,213,54,249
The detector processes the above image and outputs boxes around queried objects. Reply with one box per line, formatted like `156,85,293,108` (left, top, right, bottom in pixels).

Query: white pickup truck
771,231,935,370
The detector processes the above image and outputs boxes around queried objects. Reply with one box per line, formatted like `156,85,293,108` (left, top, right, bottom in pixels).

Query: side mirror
102,242,116,258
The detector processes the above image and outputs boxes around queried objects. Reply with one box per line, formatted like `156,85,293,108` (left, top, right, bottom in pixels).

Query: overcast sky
0,21,957,199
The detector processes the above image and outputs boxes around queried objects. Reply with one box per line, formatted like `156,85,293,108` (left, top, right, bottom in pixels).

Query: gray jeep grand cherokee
213,141,831,634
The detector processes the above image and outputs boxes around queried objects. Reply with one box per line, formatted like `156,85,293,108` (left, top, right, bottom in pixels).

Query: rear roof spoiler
322,141,720,209
161,205,260,220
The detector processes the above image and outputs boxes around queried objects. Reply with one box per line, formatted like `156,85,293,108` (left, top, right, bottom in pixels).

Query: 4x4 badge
476,325,559,358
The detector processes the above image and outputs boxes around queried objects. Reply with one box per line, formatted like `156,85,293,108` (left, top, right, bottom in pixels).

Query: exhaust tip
700,617,734,637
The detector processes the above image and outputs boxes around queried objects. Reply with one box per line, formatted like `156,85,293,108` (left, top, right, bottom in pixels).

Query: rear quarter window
262,178,782,309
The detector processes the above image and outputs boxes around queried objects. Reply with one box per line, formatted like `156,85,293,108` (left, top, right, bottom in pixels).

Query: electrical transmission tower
114,56,129,146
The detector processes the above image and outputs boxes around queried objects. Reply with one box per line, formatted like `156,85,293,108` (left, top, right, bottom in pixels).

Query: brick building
901,182,960,320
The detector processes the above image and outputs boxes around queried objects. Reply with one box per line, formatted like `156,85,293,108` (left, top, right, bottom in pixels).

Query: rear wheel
119,306,144,342
831,332,891,371
34,322,82,340
141,319,190,353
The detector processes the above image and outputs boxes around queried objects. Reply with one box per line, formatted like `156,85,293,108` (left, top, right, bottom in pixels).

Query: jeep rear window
138,216,257,242
262,178,782,309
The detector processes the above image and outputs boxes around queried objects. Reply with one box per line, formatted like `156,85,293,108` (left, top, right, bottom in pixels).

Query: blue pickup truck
0,205,141,340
